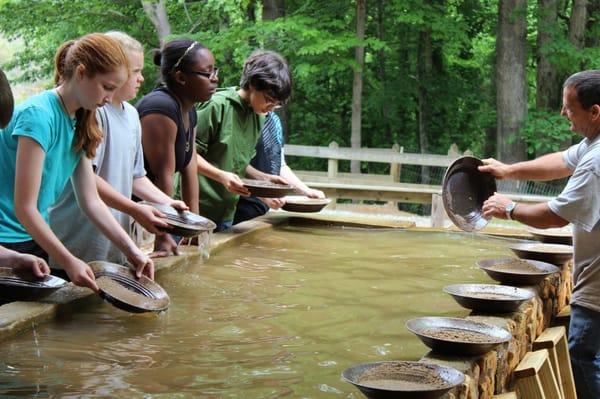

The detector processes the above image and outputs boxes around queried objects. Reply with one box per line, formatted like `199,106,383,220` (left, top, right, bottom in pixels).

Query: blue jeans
215,220,233,232
569,304,600,399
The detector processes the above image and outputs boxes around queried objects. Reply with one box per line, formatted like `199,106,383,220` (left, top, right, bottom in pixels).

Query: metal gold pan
242,179,295,198
443,283,534,313
141,201,216,238
406,317,511,356
442,156,496,232
89,261,170,313
341,360,465,399
476,258,560,285
0,267,67,302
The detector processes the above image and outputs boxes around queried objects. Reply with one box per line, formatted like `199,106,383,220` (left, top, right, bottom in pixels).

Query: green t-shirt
196,87,265,223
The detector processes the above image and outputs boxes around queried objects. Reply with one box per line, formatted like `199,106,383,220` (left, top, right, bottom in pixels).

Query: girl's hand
63,258,99,293
168,200,189,212
12,253,50,278
131,203,170,235
150,234,180,258
303,188,326,199
265,174,289,186
127,250,155,280
260,197,286,210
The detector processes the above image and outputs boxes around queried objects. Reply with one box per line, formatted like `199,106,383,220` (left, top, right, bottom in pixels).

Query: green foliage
1,0,599,172
520,110,576,155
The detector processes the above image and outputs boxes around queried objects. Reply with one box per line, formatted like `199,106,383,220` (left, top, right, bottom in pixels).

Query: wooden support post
431,193,446,228
327,141,339,179
553,305,571,333
515,349,562,399
533,327,577,399
447,143,460,157
390,143,403,183
493,393,517,399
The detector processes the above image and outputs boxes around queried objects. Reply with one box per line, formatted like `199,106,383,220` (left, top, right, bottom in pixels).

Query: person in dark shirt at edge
233,111,325,225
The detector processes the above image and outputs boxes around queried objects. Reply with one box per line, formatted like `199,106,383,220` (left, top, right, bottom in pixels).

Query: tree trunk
142,0,171,46
350,0,366,174
569,0,587,50
262,0,288,141
417,28,432,185
377,0,393,144
585,0,600,48
263,0,285,20
496,0,528,164
536,0,560,110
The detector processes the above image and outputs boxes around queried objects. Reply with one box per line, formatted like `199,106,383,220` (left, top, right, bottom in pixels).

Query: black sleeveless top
136,87,197,181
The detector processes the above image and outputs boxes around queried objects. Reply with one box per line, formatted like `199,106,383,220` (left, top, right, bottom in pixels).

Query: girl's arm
95,175,169,234
140,114,178,198
180,128,200,214
245,164,289,186
13,137,99,291
132,177,188,210
279,164,325,198
197,153,250,196
71,156,154,280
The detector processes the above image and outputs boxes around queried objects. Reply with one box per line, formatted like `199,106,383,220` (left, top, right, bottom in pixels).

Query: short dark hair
240,50,292,103
563,70,600,109
153,38,207,88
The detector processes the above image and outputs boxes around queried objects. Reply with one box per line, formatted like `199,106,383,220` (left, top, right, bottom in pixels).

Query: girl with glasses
136,38,217,254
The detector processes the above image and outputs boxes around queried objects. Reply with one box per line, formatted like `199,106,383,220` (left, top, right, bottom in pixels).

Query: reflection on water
0,227,511,398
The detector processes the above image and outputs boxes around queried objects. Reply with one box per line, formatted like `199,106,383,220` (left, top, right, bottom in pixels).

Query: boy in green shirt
195,50,292,231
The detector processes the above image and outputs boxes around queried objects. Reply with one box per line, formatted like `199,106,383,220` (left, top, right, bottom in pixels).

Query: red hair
54,33,130,158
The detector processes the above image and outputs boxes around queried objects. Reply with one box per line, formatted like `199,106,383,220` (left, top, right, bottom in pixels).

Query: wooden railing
286,141,470,181
285,141,554,227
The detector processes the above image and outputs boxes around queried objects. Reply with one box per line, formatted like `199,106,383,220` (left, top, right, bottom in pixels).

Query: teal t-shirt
0,90,81,243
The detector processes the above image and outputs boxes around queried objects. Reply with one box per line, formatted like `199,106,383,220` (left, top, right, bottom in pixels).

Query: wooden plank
515,349,561,399
286,144,457,167
297,178,554,205
316,186,435,204
431,193,446,227
493,393,518,399
534,327,577,399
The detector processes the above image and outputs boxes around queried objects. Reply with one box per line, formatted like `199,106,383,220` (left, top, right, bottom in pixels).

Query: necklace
55,89,77,129
55,89,68,113
165,87,192,153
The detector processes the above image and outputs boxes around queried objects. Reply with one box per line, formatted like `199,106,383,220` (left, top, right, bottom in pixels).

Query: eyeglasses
171,42,198,73
185,68,219,80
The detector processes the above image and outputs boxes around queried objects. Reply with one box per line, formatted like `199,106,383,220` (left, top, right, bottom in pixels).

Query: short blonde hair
105,31,143,54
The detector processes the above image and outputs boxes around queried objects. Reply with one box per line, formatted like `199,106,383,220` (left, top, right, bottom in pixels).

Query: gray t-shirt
49,102,145,266
548,136,600,312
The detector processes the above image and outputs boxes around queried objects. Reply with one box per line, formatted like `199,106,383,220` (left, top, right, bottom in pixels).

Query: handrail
285,144,459,167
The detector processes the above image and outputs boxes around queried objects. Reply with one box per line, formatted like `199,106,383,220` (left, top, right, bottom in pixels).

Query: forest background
0,0,599,189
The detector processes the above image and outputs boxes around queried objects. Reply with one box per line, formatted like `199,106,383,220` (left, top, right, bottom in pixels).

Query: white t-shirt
48,102,145,266
548,135,600,312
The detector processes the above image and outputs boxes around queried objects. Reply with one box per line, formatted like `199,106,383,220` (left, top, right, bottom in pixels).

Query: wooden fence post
447,143,460,157
327,141,339,179
390,143,403,183
431,193,447,228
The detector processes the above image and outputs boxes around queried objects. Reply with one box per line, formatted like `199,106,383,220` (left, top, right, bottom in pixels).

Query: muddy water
0,227,510,398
